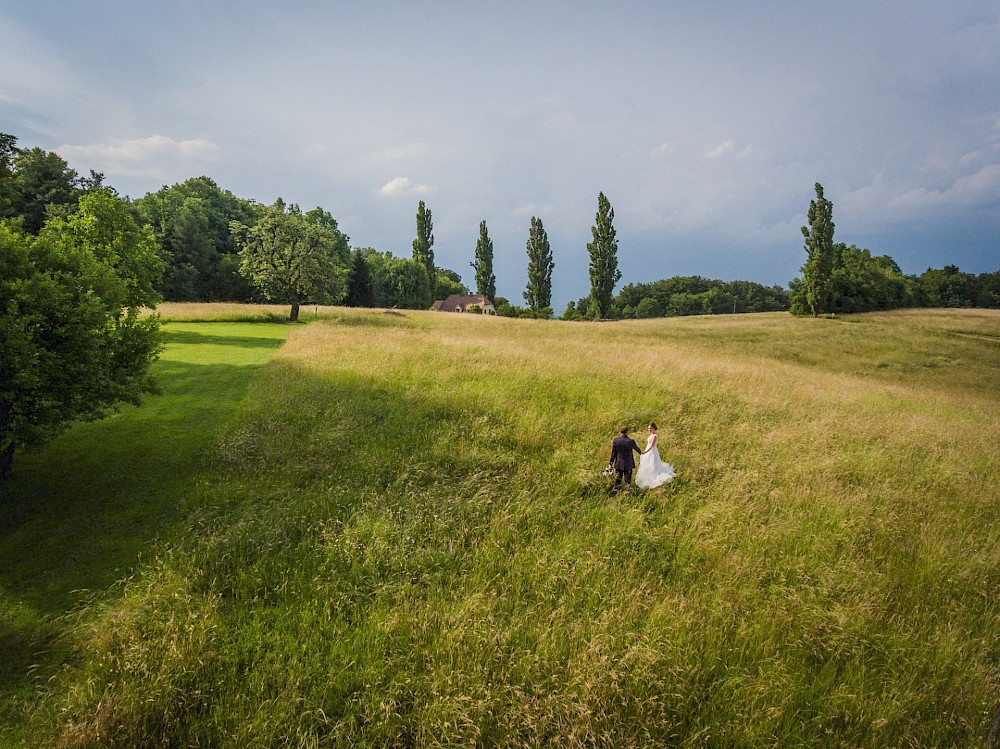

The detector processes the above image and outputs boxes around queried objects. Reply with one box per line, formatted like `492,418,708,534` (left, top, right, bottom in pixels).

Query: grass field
1,307,997,747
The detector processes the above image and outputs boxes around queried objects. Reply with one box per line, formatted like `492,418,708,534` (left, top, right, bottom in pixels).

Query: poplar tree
524,216,554,317
800,182,836,317
471,220,496,300
587,192,620,319
412,200,435,295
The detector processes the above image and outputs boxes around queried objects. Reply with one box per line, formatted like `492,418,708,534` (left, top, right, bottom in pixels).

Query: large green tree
524,216,554,317
587,192,620,319
1,190,163,479
135,176,259,302
829,244,910,313
231,202,350,321
359,248,433,309
799,182,836,317
412,200,435,296
471,220,497,300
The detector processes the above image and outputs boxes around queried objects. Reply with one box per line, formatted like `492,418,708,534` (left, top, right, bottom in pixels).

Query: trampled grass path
2,307,999,747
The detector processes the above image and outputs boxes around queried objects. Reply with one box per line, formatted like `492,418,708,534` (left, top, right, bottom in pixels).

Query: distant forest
564,252,1000,320
2,133,997,318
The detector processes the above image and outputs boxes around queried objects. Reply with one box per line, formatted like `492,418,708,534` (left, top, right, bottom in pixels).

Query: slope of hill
4,308,998,747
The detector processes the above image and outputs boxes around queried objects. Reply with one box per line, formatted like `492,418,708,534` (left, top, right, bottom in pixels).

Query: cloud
57,134,219,177
705,139,735,158
377,176,433,196
888,163,1000,212
704,138,753,159
650,142,674,158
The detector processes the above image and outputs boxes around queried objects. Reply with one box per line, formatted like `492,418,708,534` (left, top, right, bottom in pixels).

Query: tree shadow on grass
0,359,280,605
0,341,287,739
163,328,291,349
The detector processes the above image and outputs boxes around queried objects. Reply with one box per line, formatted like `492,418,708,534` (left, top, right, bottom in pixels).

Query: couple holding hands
608,423,675,492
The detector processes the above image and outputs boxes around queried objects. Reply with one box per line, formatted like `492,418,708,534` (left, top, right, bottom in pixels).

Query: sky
2,1,998,309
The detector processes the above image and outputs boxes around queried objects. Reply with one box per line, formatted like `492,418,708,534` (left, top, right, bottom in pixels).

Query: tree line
2,134,997,323
793,183,999,315
564,277,791,320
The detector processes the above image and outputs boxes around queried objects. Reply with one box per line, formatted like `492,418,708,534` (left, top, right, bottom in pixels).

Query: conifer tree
412,200,435,295
524,216,554,317
345,248,375,307
800,182,836,317
587,192,620,319
471,220,496,300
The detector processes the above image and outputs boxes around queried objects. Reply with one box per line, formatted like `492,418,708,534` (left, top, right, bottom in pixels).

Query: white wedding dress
635,434,675,489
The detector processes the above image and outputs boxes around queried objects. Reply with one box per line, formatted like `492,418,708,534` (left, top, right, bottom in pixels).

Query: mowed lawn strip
0,321,289,744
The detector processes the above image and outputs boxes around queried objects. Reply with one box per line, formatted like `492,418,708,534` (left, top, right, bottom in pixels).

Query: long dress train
635,434,675,489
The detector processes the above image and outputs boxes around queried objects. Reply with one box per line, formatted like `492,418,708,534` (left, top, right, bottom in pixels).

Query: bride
635,422,675,489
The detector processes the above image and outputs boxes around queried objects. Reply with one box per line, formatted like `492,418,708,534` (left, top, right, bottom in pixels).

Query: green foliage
434,268,468,299
0,133,17,218
0,134,86,234
471,220,497,300
799,182,836,316
0,191,163,478
561,299,581,320
634,296,662,318
616,276,790,319
345,248,376,307
359,248,434,309
350,249,463,309
828,244,911,313
524,216,554,317
972,270,1000,308
788,247,1000,316
231,202,350,321
912,264,1000,309
412,200,435,295
135,177,260,303
587,192,621,319
384,257,433,309
493,295,531,317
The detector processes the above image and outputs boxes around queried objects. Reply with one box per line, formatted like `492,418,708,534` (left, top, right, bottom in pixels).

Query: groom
609,426,642,493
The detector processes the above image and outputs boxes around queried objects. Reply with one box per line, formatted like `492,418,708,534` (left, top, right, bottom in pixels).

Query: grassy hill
2,307,997,747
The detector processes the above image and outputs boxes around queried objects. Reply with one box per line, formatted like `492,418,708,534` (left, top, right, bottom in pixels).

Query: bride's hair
648,422,657,430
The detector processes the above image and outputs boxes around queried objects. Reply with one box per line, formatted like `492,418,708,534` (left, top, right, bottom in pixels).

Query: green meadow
1,307,997,747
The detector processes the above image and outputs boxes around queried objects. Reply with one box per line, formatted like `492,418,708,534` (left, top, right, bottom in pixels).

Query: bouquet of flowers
601,466,615,478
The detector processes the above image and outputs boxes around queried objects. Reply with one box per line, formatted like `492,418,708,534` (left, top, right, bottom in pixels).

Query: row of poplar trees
408,192,619,320
410,200,560,318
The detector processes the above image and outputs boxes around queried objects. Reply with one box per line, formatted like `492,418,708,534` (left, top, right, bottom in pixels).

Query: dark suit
609,435,641,491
